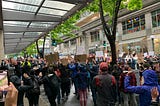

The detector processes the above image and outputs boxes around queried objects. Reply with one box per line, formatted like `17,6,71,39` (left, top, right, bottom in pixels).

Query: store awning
119,37,146,45
0,0,92,54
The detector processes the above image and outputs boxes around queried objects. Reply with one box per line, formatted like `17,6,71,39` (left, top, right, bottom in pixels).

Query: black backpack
30,77,40,95
47,74,59,95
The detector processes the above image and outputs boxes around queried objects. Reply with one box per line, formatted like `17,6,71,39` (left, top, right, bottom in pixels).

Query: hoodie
124,70,160,106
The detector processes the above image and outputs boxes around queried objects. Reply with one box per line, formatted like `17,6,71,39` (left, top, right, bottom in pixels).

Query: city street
24,86,93,106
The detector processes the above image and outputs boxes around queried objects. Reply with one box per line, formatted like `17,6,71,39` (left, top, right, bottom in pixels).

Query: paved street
24,85,93,106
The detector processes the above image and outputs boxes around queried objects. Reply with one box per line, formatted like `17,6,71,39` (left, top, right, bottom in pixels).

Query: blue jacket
76,72,88,90
76,64,88,90
124,70,160,106
68,63,77,78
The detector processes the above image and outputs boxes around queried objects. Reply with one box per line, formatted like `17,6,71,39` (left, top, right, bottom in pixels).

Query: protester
39,67,59,106
86,58,98,106
68,59,78,95
59,64,71,101
93,62,117,106
124,69,160,106
76,64,88,106
27,70,40,106
22,72,34,106
9,70,22,106
119,65,137,106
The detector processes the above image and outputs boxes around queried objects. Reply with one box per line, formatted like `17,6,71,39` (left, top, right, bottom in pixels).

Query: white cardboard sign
95,51,104,57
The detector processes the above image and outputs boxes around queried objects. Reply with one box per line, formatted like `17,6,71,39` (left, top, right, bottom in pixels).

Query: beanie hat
100,62,108,72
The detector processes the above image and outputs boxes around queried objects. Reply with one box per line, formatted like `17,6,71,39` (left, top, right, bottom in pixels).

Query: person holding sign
68,59,78,95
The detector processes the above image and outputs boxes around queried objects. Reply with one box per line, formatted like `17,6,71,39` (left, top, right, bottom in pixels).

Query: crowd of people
0,54,159,106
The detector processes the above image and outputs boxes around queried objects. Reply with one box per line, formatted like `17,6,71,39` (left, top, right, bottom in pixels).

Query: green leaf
127,0,142,10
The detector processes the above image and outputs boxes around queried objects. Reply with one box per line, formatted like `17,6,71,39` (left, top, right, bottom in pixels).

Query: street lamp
150,35,155,51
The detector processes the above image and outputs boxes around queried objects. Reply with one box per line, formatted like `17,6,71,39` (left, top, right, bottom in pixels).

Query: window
64,42,69,48
90,31,100,42
152,9,160,28
122,15,145,34
80,37,83,44
70,39,76,45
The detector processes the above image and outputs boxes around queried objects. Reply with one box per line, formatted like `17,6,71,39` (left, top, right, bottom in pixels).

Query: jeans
121,92,137,106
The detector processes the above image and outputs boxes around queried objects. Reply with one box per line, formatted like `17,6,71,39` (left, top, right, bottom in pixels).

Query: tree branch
112,0,122,40
99,0,111,37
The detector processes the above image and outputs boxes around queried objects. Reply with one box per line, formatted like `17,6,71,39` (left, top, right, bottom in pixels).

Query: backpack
47,74,59,95
30,77,40,95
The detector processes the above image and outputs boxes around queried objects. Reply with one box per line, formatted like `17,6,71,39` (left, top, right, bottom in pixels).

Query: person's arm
19,77,34,92
4,82,18,106
124,75,144,94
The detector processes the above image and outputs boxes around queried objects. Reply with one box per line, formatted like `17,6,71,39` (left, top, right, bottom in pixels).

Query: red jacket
119,71,137,93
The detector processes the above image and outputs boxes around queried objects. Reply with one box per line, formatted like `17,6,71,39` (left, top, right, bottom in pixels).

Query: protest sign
75,54,87,62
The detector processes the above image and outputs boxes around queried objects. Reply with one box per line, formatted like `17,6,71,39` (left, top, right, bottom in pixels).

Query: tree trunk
109,39,117,65
36,40,40,56
99,0,122,65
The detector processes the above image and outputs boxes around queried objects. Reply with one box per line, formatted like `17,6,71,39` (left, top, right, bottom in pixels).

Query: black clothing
39,74,59,106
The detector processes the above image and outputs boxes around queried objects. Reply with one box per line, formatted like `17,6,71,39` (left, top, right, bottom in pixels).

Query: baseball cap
100,62,108,71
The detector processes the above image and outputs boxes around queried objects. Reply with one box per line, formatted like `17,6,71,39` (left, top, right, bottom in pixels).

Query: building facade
57,0,160,56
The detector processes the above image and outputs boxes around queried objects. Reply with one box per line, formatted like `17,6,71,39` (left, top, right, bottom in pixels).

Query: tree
49,0,142,64
99,0,122,65
26,42,37,56
25,40,43,56
50,11,82,43
85,0,142,64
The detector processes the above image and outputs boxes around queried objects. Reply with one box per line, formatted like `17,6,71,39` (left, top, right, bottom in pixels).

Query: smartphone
0,71,8,102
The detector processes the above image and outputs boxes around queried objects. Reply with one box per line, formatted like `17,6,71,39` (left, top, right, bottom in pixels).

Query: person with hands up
119,65,137,106
124,68,160,106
